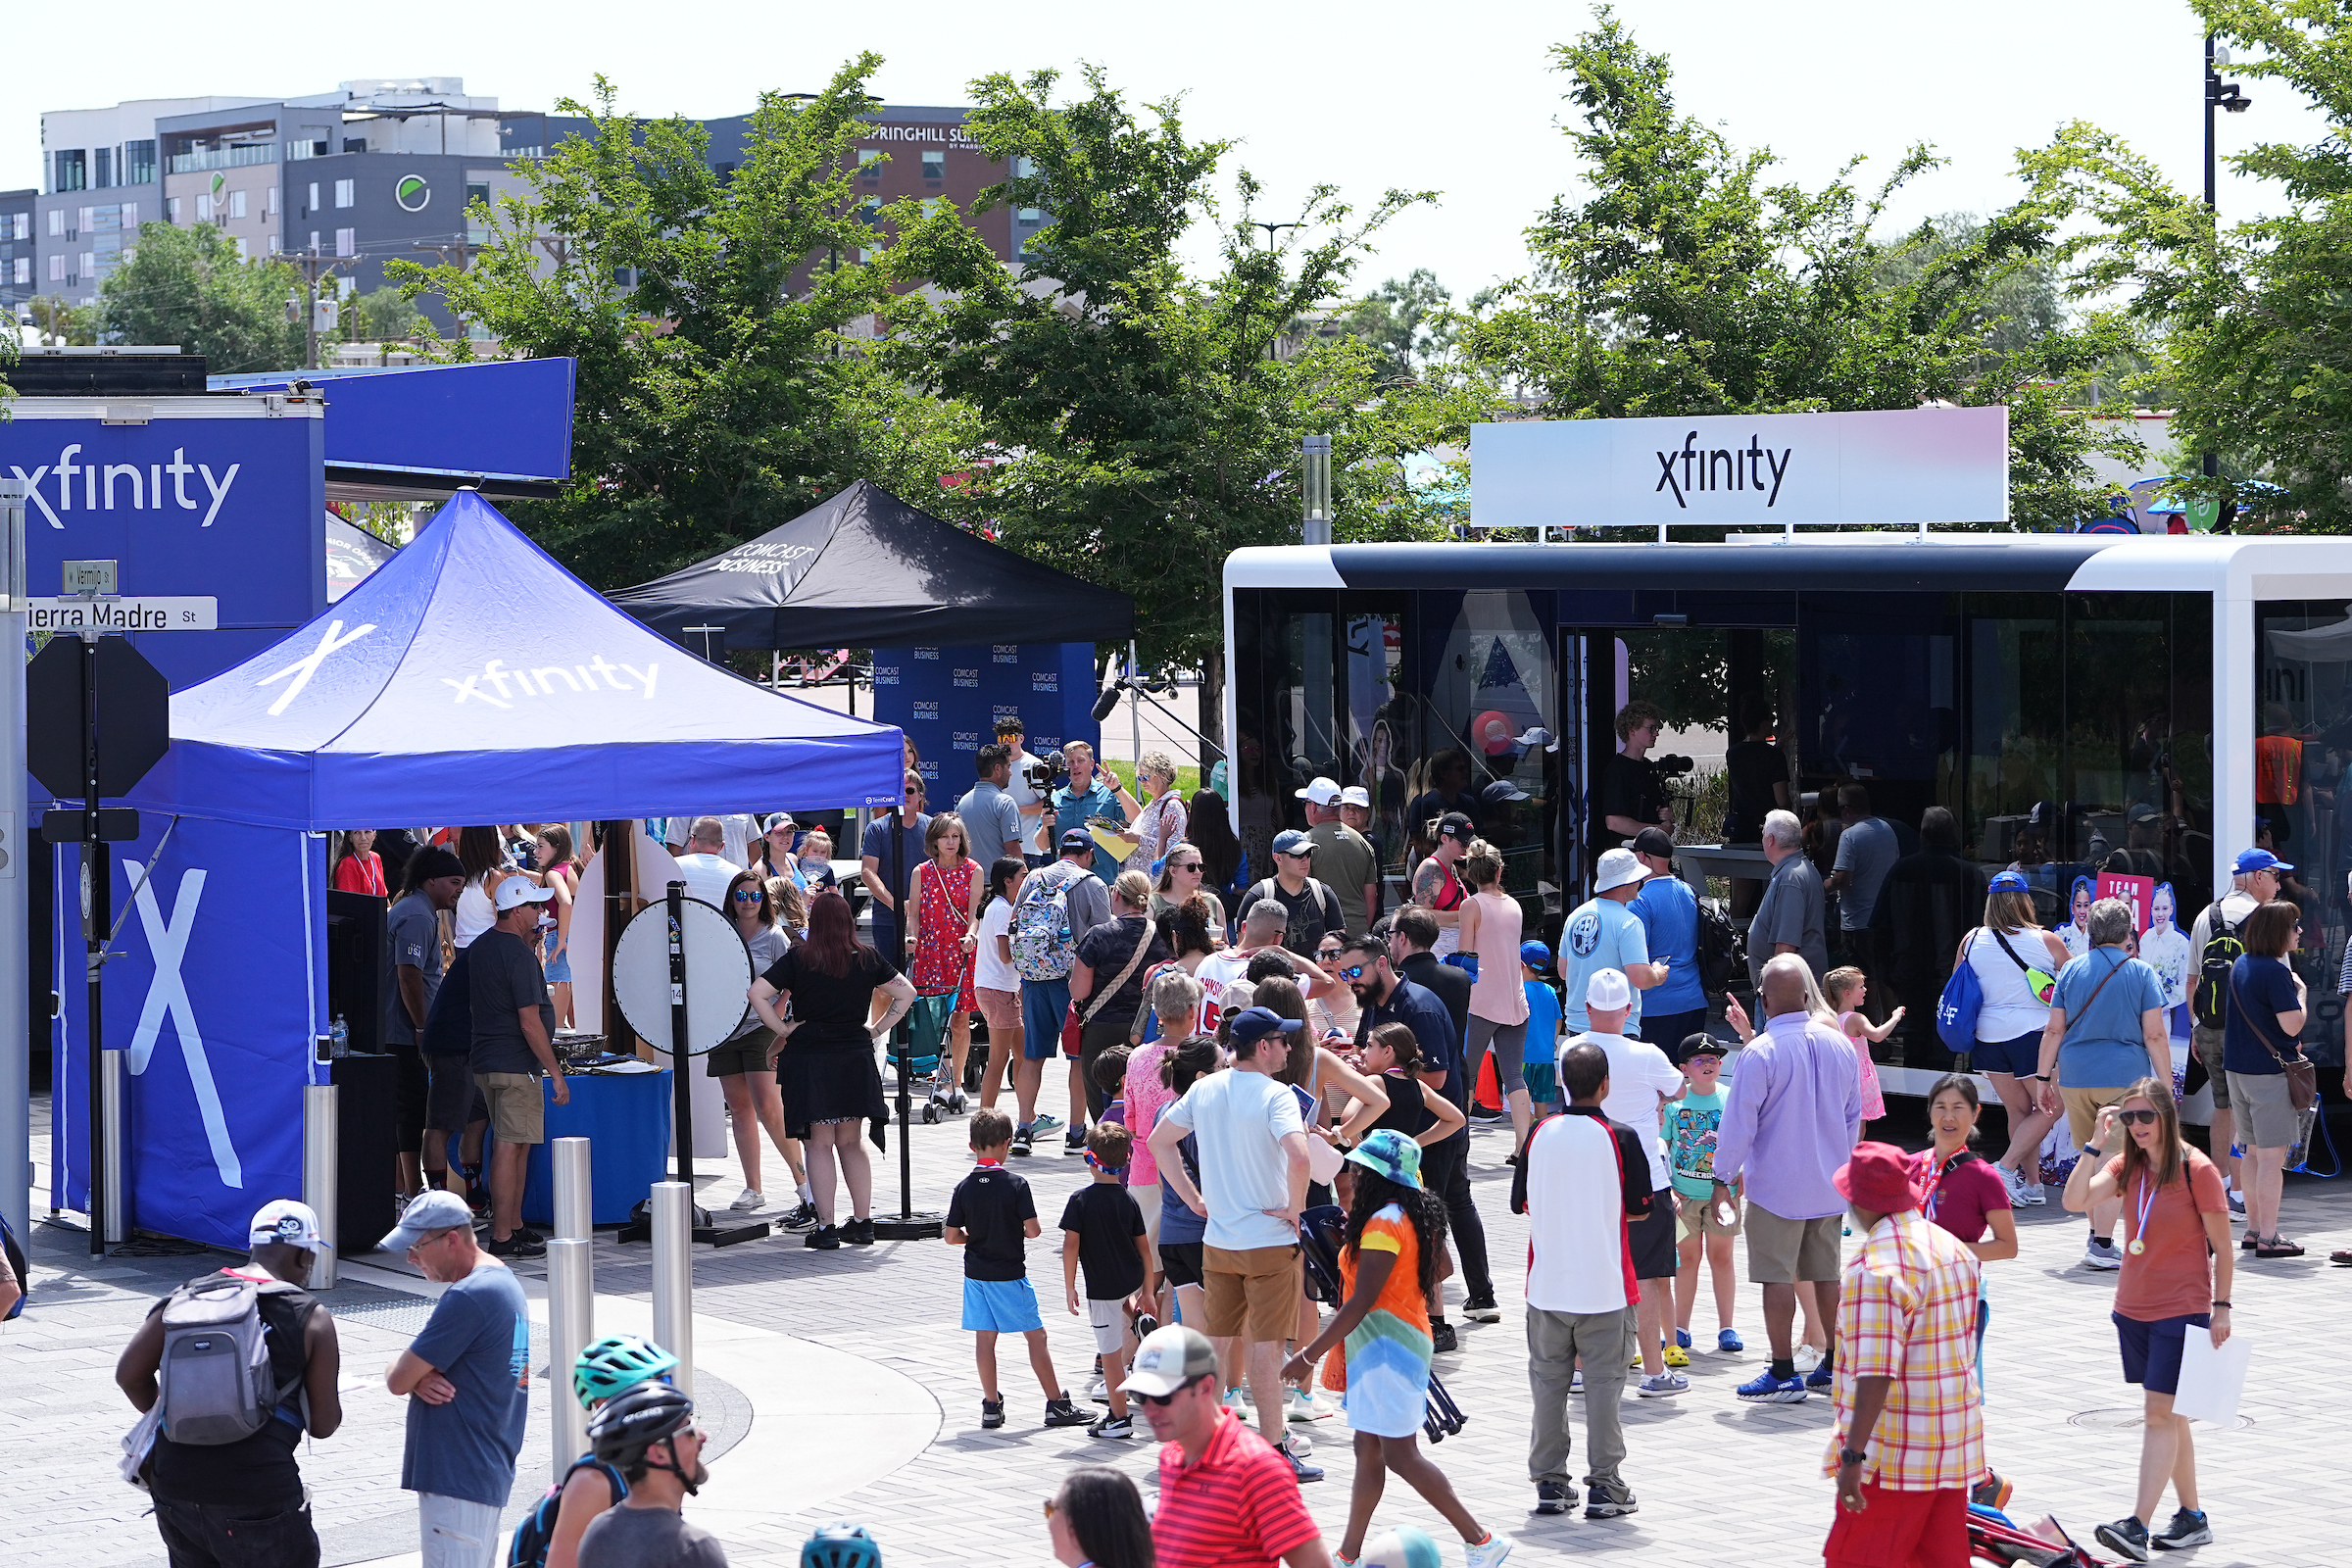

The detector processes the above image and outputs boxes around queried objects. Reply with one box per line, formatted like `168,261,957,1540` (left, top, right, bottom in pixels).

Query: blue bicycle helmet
573,1333,678,1406
801,1523,882,1568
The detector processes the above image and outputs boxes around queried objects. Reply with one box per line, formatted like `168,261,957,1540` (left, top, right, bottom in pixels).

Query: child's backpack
2192,903,2246,1030
1009,864,1081,982
507,1456,628,1568
156,1270,306,1446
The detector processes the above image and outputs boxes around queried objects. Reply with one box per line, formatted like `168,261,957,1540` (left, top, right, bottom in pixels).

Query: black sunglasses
2117,1107,2161,1127
1135,1374,1208,1407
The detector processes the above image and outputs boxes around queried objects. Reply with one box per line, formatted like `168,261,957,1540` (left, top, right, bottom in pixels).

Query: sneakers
1972,1472,2014,1512
729,1188,766,1212
1464,1531,1515,1568
1286,1426,1314,1458
1286,1387,1319,1423
1662,1344,1690,1369
1221,1386,1250,1413
804,1224,842,1250
1031,1113,1065,1137
1569,1368,1584,1395
1278,1435,1323,1482
1044,1394,1093,1428
779,1201,820,1232
1468,1104,1507,1123
1134,1312,1159,1341
1736,1369,1807,1403
2226,1188,2246,1219
1791,1345,1822,1374
1806,1361,1835,1392
1461,1293,1501,1323
841,1217,875,1247
1717,1328,1744,1353
483,1231,546,1259
1065,1128,1090,1152
1088,1375,1109,1404
1583,1478,1639,1519
1533,1481,1578,1514
2001,1163,2045,1206
1010,1125,1035,1157
980,1396,1005,1430
2084,1236,2126,1271
1636,1372,1689,1397
2149,1508,2212,1551
2094,1516,2151,1562
1431,1320,1459,1353
1089,1412,1135,1440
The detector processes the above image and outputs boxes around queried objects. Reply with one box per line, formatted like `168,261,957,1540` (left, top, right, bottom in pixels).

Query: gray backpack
158,1271,305,1446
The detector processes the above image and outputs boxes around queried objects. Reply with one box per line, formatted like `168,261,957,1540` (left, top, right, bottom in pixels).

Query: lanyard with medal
2129,1173,2157,1255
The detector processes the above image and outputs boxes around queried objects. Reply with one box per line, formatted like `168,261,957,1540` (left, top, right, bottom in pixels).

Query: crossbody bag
2230,969,2319,1112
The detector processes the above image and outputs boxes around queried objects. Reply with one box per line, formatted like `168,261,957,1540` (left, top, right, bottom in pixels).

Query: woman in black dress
749,890,915,1250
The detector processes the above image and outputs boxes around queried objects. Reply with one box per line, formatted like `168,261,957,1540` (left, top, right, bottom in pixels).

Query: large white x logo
122,863,241,1190
256,619,376,717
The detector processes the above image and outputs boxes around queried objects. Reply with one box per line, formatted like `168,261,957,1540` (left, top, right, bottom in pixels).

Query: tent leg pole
871,773,942,1241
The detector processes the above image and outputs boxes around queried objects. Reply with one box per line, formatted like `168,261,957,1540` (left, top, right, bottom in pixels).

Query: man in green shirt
1298,777,1379,936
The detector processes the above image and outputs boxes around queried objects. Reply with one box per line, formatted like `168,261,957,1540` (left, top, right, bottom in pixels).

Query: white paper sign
2172,1331,2251,1428
1470,406,2010,530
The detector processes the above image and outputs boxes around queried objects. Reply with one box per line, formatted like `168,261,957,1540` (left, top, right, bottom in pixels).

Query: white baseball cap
1593,847,1650,894
494,875,556,912
1295,776,1343,807
1339,785,1372,809
249,1198,323,1252
1515,727,1559,753
1585,967,1634,1012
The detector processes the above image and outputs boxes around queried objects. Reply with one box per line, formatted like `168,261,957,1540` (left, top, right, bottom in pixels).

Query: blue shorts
543,945,573,983
1972,1031,2042,1077
963,1276,1045,1334
2115,1310,2210,1396
1020,977,1071,1061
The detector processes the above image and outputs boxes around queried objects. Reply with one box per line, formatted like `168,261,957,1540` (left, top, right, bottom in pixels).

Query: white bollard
650,1181,693,1396
553,1137,593,1243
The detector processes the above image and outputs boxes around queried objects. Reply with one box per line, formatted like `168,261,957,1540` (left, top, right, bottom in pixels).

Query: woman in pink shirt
1456,841,1533,1150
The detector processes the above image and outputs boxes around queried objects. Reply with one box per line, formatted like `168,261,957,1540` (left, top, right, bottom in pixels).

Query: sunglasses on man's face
1134,1375,1208,1407
2117,1107,2161,1127
1336,963,1367,982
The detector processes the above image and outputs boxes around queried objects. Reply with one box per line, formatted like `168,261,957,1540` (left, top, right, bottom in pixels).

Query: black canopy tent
609,479,1135,652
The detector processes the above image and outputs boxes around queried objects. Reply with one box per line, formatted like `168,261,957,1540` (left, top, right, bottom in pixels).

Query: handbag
2231,969,2319,1112
1991,928,2058,1004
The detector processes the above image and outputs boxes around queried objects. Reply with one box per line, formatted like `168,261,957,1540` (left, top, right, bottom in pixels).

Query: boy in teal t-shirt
1518,940,1564,1114
1664,1034,1741,1353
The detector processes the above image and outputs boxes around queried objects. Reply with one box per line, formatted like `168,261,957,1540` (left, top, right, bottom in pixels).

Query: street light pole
2201,34,2252,497
1250,220,1303,360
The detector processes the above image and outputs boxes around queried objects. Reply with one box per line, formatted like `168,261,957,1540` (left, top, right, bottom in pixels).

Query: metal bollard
649,1181,693,1396
101,1049,127,1247
552,1138,593,1243
302,1083,339,1289
548,1238,593,1466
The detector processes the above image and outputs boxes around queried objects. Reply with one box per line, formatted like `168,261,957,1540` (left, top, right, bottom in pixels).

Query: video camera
1024,749,1068,794
1653,754,1695,781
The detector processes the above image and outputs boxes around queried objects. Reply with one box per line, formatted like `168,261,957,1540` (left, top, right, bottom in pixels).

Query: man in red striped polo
1511,1039,1655,1521
1130,1323,1331,1568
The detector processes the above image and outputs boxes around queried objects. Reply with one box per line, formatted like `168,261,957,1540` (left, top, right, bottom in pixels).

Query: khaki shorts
2192,1024,2230,1108
1676,1188,1742,1243
2227,1069,2299,1150
2061,1084,2133,1153
477,1072,546,1145
1744,1202,1841,1284
1202,1244,1301,1344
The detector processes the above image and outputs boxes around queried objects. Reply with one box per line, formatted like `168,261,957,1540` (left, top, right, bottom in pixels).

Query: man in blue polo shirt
1560,848,1669,1036
1628,828,1709,1051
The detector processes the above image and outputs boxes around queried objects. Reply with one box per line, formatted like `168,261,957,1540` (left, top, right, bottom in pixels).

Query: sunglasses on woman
2117,1107,2161,1127
1173,861,1202,872
733,889,763,903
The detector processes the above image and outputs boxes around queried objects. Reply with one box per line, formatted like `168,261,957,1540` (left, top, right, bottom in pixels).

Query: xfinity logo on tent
7,444,241,528
1652,431,1793,509
440,656,662,708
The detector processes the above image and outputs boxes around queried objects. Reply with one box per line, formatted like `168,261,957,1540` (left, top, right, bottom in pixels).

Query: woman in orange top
331,829,386,899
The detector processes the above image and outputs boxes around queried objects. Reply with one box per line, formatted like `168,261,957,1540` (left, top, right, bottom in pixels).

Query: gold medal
2128,1239,2146,1255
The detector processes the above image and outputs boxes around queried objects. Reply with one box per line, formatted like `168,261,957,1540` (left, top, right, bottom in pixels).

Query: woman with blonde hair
1152,840,1229,935
1122,750,1190,876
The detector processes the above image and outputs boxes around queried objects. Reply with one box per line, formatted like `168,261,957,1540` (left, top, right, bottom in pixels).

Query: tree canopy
1457,8,2135,531
96,221,303,373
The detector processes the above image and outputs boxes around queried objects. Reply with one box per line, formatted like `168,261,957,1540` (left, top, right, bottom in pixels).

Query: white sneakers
729,1189,765,1212
2001,1164,2046,1206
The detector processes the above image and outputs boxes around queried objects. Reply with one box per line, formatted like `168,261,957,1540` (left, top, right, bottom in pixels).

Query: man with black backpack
115,1199,343,1568
2185,849,2282,1217
1008,828,1111,1155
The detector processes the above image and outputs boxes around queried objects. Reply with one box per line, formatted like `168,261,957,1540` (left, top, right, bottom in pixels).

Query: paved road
14,1086,2349,1567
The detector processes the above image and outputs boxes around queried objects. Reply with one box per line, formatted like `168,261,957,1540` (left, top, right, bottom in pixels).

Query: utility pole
2201,34,2253,516
273,249,358,370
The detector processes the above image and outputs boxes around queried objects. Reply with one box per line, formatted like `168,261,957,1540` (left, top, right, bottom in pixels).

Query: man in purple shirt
1712,955,1860,1404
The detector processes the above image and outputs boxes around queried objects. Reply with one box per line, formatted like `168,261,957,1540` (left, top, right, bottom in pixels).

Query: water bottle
329,1013,349,1057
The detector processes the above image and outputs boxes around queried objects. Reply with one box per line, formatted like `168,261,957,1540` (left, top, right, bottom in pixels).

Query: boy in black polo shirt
1059,1123,1155,1440
948,1108,1092,1432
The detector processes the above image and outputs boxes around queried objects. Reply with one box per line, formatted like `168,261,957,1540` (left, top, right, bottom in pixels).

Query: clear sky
14,0,2320,302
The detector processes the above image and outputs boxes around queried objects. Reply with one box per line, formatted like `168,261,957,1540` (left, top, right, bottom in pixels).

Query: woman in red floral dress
910,812,983,1100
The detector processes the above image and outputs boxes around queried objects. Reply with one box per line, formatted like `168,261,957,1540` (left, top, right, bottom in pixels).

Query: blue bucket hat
1345,1128,1423,1190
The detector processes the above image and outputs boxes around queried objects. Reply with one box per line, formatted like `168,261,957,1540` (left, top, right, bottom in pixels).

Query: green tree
2019,0,2352,528
1457,9,2136,531
354,287,426,342
888,65,1478,719
392,62,975,588
96,222,302,372
1342,269,1457,384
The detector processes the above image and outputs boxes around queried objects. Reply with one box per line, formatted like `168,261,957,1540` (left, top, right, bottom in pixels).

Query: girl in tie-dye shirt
1285,1130,1503,1565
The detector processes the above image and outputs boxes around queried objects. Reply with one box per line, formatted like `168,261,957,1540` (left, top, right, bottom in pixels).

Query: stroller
1966,1505,2119,1567
900,994,966,1123
1298,1205,1467,1445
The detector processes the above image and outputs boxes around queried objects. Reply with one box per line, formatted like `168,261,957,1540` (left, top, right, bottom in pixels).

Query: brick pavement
15,1086,2352,1567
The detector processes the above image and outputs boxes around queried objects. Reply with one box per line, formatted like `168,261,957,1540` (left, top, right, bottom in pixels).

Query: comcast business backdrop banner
871,643,1102,796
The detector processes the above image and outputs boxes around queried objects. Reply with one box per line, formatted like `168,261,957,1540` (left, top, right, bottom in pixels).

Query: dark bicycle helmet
573,1333,677,1406
801,1522,882,1568
586,1383,699,1493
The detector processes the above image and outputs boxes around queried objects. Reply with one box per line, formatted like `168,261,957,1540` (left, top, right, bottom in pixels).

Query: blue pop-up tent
62,490,905,1248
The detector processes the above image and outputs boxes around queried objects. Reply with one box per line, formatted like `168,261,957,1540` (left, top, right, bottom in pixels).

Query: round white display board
611,895,755,1058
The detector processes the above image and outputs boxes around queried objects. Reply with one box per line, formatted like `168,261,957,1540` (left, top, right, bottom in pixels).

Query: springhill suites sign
1471,407,2009,530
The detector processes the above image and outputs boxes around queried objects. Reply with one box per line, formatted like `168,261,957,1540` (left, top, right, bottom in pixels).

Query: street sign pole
0,480,26,1249
80,629,110,1255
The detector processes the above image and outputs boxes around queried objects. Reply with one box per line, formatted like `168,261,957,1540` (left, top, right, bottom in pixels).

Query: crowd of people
89,703,2334,1568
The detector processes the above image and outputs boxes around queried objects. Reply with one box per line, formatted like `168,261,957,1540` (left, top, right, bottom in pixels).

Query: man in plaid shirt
1822,1142,1984,1568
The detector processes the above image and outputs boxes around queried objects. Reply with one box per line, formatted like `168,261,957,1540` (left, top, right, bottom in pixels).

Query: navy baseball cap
1271,829,1315,857
1228,1005,1303,1046
2235,848,2292,875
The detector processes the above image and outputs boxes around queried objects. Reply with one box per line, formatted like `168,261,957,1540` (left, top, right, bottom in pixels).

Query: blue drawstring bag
1936,929,1984,1055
